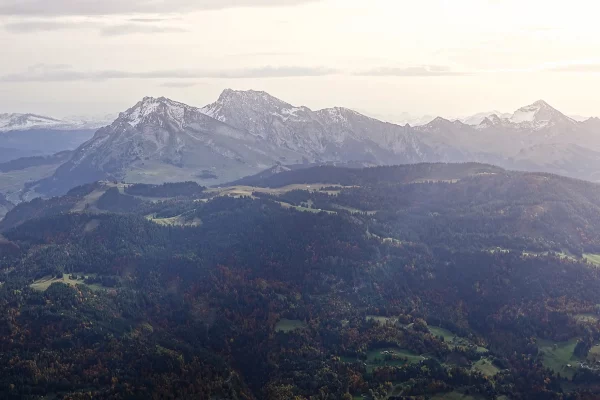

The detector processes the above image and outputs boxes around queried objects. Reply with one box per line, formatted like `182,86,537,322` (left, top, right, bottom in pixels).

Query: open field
588,345,600,362
207,184,347,199
72,188,107,212
277,201,335,214
331,204,377,215
429,326,488,353
31,273,105,292
275,319,307,333
0,164,62,203
364,347,426,373
366,315,398,324
537,338,580,379
146,214,202,227
584,254,600,266
472,358,500,377
429,326,456,342
574,313,599,324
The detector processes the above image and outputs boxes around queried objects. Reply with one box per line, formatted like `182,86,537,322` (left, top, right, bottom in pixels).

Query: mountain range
3,90,600,200
0,113,112,164
0,113,112,132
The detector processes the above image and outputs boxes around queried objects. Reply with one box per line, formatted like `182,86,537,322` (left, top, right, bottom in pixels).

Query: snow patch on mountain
0,113,65,132
509,100,575,129
0,112,114,132
460,111,510,126
120,96,192,129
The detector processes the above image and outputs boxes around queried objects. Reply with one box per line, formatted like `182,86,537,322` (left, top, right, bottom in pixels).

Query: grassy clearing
574,313,599,324
208,184,348,199
364,347,425,372
366,315,398,324
277,201,336,214
30,273,105,292
275,319,307,333
587,345,600,363
331,204,377,215
429,326,488,353
584,254,600,266
537,338,580,379
343,347,425,373
146,214,202,227
429,326,456,342
472,358,500,377
523,251,578,263
71,188,108,213
0,164,62,201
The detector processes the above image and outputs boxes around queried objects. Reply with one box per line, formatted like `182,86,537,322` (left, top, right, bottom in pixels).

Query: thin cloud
545,63,600,72
160,82,202,88
3,20,188,36
3,20,82,32
0,65,338,82
101,24,188,36
0,0,320,16
128,18,174,23
217,66,337,78
358,65,471,77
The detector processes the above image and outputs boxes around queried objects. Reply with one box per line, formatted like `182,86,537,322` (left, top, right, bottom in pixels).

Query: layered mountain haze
201,89,439,163
36,96,300,196
0,112,109,132
0,113,105,163
32,90,451,197
459,111,511,126
3,90,600,200
0,113,65,132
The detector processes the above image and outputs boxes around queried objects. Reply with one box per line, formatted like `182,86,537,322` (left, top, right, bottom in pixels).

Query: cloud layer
3,20,188,36
0,0,319,15
0,64,338,82
357,65,470,77
546,63,600,72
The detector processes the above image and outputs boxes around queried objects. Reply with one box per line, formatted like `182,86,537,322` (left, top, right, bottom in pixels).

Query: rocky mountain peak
509,100,572,126
117,96,198,129
215,89,293,109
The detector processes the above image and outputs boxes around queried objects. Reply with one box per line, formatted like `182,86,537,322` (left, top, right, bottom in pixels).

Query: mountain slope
0,113,66,132
5,165,600,399
31,92,461,197
0,192,13,220
0,112,109,132
509,143,600,181
0,114,106,162
9,93,600,200
202,89,445,164
34,97,305,196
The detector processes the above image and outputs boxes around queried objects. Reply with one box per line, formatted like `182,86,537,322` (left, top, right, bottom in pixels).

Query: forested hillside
2,164,600,399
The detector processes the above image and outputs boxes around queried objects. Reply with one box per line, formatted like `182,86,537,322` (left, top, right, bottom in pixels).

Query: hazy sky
1,0,600,119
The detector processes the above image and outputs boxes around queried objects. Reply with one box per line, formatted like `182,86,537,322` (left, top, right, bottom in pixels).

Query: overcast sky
1,0,600,119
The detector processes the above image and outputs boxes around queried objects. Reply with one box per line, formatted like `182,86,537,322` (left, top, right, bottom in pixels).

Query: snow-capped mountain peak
117,96,197,129
460,111,510,126
202,89,303,123
0,113,66,132
317,106,372,125
424,116,454,128
509,100,573,127
477,114,503,129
